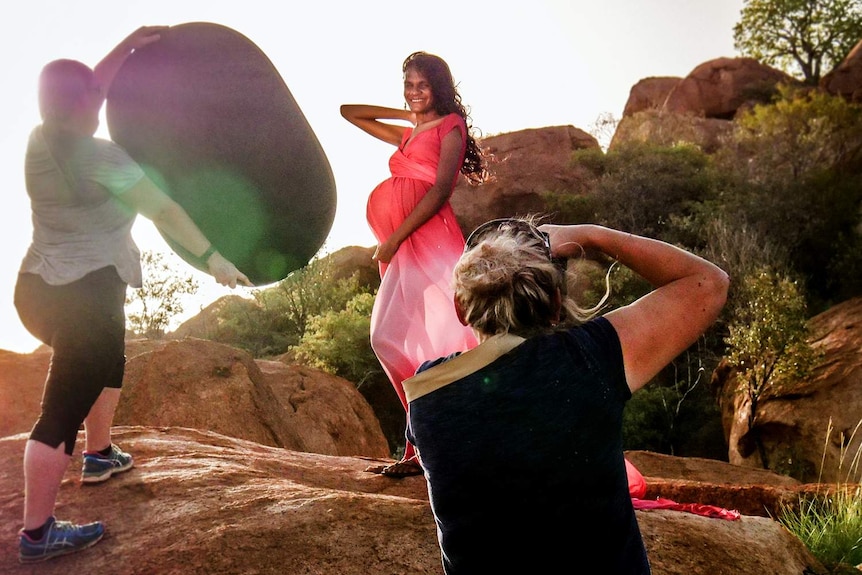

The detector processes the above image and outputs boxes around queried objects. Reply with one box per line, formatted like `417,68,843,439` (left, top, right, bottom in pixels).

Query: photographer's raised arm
541,224,729,392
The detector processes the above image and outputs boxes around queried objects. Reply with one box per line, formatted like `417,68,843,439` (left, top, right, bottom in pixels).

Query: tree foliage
556,142,717,243
623,343,726,459
587,111,619,152
292,292,382,387
724,267,818,469
733,0,862,84
206,255,373,357
725,85,862,184
251,257,362,350
292,292,407,457
714,87,862,309
125,250,200,339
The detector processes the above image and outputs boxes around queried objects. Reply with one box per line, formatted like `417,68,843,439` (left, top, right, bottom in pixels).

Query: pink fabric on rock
626,458,741,520
631,497,741,520
626,458,647,498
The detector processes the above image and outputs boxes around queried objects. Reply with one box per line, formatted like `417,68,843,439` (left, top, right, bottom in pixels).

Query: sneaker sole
19,531,104,563
81,460,134,484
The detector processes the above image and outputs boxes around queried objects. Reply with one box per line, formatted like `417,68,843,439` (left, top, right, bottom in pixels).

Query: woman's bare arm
340,104,413,147
541,224,729,392
119,176,252,288
93,26,167,101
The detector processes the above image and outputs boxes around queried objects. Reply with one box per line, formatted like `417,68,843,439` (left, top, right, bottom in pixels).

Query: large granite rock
0,428,826,574
663,57,797,119
622,76,683,117
1,338,389,459
0,347,52,438
609,109,734,153
821,37,862,102
450,125,600,234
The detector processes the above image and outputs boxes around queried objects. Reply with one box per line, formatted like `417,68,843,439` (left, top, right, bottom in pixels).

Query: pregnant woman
341,51,488,477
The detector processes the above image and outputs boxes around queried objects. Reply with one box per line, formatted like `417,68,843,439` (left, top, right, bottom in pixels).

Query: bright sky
1,0,744,353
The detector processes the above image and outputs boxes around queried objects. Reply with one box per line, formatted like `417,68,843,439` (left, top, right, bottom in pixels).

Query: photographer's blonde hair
454,219,608,337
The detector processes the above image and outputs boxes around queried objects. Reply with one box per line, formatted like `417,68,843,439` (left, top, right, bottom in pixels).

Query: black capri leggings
14,266,128,455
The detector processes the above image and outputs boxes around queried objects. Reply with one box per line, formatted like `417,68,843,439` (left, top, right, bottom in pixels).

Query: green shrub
566,142,716,242
208,255,371,357
725,267,818,470
623,345,726,459
126,250,199,339
293,292,406,457
292,292,380,386
779,420,862,571
725,85,862,183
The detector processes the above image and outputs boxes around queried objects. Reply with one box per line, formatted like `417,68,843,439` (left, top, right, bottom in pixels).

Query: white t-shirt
20,126,146,287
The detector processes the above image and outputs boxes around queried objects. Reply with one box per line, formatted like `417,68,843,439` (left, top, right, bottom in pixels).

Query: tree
208,255,372,357
713,86,862,308
623,342,726,459
724,267,818,470
733,0,862,84
292,292,381,387
257,255,363,345
588,111,619,152
126,250,200,338
726,85,862,184
561,142,716,243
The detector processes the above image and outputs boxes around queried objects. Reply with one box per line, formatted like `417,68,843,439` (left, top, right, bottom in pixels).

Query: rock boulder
622,76,682,117
2,338,390,459
0,428,827,575
450,125,600,234
663,57,796,119
821,38,862,102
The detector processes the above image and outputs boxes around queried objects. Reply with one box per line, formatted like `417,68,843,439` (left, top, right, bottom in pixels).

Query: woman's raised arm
541,223,729,392
340,104,413,147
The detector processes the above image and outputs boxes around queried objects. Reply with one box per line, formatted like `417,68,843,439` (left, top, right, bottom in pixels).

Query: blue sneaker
81,444,133,484
18,516,105,563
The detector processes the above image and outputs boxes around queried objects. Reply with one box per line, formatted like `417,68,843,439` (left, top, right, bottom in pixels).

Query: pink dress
366,113,478,460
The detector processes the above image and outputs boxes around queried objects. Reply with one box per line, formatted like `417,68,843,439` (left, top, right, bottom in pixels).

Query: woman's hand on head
206,252,253,288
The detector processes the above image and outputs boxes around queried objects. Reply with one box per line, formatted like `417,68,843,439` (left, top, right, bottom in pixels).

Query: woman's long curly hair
454,217,608,337
402,51,489,186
